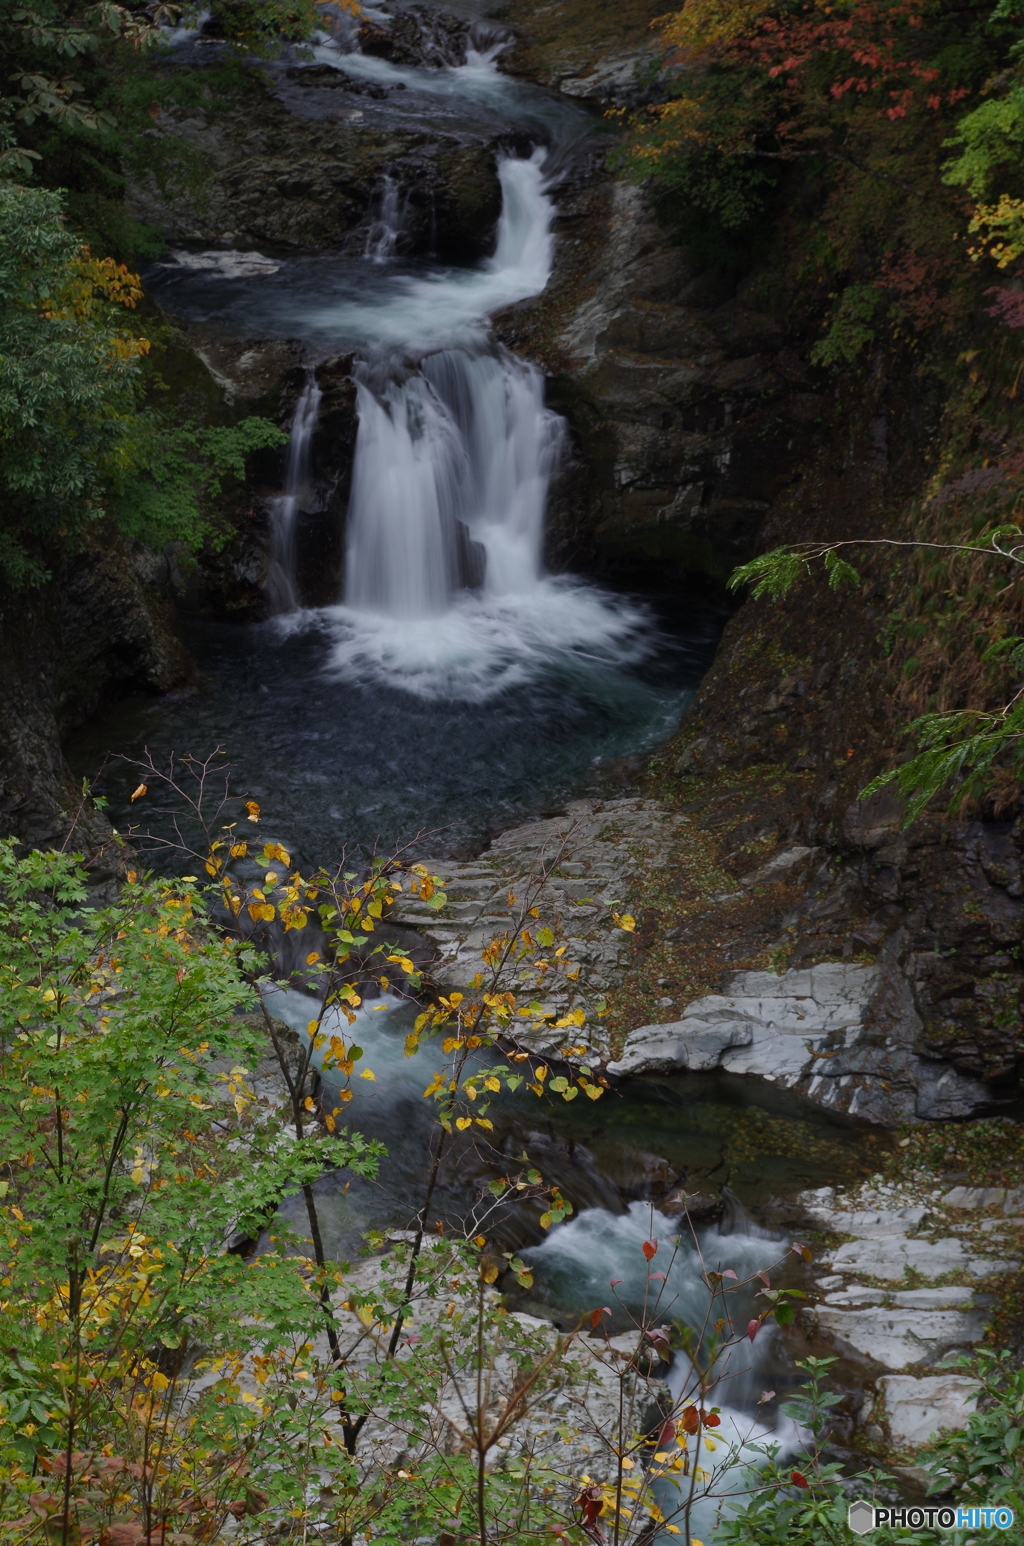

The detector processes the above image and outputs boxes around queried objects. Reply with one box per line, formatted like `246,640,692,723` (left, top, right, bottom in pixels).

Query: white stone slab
881,1374,981,1449
608,962,879,1079
941,1186,1006,1210
813,1307,985,1370
828,1235,1013,1280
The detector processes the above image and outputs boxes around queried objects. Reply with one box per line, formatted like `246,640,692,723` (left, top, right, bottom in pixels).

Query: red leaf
757,1272,771,1288
680,1406,700,1435
747,1318,760,1343
701,1409,721,1428
721,1268,737,1280
642,1238,658,1262
646,1328,672,1366
610,1278,623,1288
574,1484,606,1534
590,1306,611,1328
791,1471,809,1489
657,1419,676,1445
759,1390,776,1404
648,1271,666,1281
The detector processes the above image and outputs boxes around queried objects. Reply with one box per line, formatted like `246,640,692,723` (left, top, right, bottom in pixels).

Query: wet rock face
360,4,470,68
503,180,819,588
128,70,503,259
0,538,190,870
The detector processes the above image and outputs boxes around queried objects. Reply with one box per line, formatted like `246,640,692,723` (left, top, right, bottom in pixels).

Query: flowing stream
71,23,881,1524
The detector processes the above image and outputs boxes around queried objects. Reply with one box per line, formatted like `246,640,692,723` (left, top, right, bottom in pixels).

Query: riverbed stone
825,1234,1013,1280
793,1172,1015,1452
941,1185,1007,1209
607,961,879,1080
879,1375,982,1449
389,795,689,1060
809,1306,986,1370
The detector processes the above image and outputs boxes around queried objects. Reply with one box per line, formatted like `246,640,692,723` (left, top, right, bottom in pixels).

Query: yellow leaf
245,800,261,823
306,951,320,965
130,783,147,802
562,1086,578,1101
339,1089,353,1103
304,1097,316,1111
535,1064,548,1082
150,1371,169,1392
475,1117,494,1130
455,1117,472,1131
481,1262,499,1284
131,1167,146,1184
582,1082,603,1101
324,1113,336,1132
229,842,248,858
359,1068,376,1081
613,912,636,933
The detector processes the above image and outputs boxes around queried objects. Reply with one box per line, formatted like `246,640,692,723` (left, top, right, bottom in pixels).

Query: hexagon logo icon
848,1500,875,1536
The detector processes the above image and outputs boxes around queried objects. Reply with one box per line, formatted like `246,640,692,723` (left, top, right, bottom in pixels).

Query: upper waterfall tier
310,149,555,350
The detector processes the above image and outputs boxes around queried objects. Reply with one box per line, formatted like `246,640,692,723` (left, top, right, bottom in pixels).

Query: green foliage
0,178,284,583
927,1349,1024,1517
943,84,1024,200
721,1352,1024,1545
109,416,287,554
810,282,885,368
862,690,1024,820
728,545,862,600
729,532,1024,824
0,840,384,1527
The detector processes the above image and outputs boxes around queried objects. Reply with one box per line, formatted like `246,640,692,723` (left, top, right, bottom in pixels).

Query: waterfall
266,372,322,613
323,147,652,699
343,149,562,619
343,348,563,618
364,173,407,263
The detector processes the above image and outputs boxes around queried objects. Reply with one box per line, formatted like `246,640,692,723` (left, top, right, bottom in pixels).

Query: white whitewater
267,372,322,613
311,149,556,350
343,348,561,617
524,1202,803,1541
364,172,408,263
320,150,653,700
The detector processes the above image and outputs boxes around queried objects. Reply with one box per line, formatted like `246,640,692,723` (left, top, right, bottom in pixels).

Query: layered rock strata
795,1178,1023,1453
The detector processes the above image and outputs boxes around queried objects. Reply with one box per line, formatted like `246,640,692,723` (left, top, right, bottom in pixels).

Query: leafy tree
0,841,383,1544
0,177,284,584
